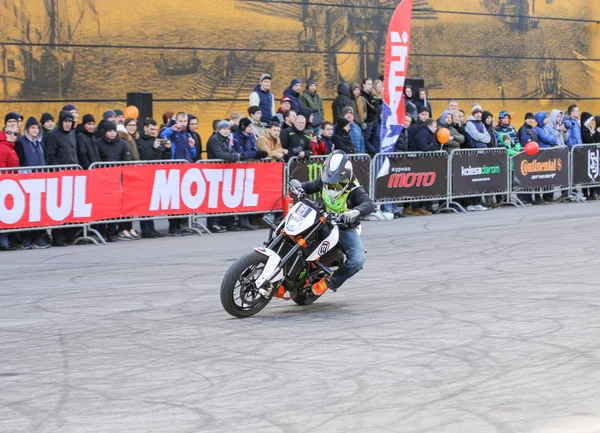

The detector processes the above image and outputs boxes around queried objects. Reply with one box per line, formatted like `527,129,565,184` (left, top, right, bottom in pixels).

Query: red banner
0,168,122,229
120,162,284,216
0,162,284,229
380,0,413,153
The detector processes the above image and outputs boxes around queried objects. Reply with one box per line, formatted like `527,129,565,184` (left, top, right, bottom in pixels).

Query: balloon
124,105,139,119
436,127,450,145
524,141,539,155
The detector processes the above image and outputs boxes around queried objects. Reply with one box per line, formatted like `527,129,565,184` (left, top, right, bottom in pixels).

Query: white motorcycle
220,184,360,318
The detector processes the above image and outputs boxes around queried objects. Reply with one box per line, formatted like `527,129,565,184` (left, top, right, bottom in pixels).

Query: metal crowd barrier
0,164,102,246
569,144,600,202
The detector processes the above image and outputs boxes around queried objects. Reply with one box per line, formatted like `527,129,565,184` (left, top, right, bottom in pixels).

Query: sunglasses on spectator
5,131,17,136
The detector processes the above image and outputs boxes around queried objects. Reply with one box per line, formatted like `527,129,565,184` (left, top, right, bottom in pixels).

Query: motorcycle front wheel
220,251,273,318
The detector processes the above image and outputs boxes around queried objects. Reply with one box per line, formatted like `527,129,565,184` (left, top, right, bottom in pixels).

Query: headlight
285,212,305,233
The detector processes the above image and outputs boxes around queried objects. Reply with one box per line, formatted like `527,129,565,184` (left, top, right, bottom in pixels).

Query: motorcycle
220,184,361,318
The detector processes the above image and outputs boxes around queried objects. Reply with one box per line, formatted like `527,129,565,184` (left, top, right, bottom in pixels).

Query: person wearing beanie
4,111,22,131
94,121,135,241
45,110,78,246
95,110,117,139
75,114,100,169
464,104,490,149
232,117,268,161
300,79,325,125
13,117,50,249
114,109,125,125
247,105,265,139
331,117,356,154
249,74,275,123
342,106,366,153
494,111,519,150
206,118,245,233
40,112,55,135
61,104,79,124
518,112,539,146
282,78,302,112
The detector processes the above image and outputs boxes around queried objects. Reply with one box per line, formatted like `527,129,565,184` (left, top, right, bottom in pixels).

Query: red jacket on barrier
0,131,19,168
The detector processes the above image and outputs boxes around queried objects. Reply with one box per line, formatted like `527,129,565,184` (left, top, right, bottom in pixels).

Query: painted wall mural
0,0,598,138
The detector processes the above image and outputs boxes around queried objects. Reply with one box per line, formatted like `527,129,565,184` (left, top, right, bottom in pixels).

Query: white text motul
150,168,259,211
0,176,92,224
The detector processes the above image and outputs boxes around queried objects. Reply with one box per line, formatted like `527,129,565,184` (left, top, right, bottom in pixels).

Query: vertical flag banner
380,0,414,153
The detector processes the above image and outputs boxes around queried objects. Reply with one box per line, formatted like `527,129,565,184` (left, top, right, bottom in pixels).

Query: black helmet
321,150,353,200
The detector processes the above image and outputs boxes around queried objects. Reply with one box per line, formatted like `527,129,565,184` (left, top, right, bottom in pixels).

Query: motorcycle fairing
254,247,284,288
305,224,340,262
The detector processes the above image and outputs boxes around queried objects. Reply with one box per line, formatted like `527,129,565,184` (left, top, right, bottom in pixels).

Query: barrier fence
0,146,598,244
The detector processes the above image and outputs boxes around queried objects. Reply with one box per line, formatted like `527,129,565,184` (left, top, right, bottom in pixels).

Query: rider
289,150,375,296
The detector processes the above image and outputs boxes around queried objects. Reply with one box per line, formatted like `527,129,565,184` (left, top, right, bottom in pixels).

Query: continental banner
513,147,569,189
374,152,447,201
452,150,508,196
572,145,600,185
288,156,371,197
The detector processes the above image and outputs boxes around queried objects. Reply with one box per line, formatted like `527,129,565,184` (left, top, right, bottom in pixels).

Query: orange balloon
437,127,450,145
124,105,139,119
524,141,539,155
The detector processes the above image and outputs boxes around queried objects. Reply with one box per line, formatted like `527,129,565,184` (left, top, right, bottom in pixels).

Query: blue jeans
140,220,156,235
329,228,366,290
0,233,7,248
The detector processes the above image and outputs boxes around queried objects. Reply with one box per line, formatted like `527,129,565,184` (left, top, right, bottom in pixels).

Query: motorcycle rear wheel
220,252,273,318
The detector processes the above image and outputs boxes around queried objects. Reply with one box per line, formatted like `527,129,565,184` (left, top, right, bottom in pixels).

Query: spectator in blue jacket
563,105,582,149
464,104,491,148
414,119,440,152
159,112,196,162
342,106,365,153
283,78,302,113
534,112,558,148
232,118,268,160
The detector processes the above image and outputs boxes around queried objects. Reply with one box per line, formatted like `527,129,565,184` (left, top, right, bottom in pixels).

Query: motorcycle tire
220,251,273,318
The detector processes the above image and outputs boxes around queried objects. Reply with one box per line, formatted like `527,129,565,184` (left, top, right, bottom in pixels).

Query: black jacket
332,128,356,154
137,133,170,160
207,132,242,161
280,126,313,160
187,114,203,161
96,135,132,162
75,124,100,169
45,116,78,166
407,122,426,151
394,128,409,152
332,83,352,121
414,127,440,152
302,178,375,226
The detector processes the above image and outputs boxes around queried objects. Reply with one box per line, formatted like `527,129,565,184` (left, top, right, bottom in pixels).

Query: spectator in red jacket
0,128,20,250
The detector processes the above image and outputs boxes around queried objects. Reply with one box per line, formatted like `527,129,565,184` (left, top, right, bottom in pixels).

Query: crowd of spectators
0,72,597,250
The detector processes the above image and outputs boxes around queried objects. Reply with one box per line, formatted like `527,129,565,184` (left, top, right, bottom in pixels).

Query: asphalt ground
1,202,600,433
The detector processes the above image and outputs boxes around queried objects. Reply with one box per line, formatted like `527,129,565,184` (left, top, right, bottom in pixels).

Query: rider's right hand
288,179,305,195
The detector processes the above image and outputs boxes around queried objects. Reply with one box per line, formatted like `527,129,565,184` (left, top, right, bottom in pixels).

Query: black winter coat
45,125,78,166
280,126,313,160
96,136,132,162
76,125,100,169
136,133,170,160
332,128,357,154
332,83,352,121
395,128,409,152
207,132,242,161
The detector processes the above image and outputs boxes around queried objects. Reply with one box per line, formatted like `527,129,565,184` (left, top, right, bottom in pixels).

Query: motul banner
0,168,122,229
120,162,283,216
380,0,413,153
374,152,447,201
0,162,284,229
572,144,600,185
451,150,508,196
513,146,569,189
287,156,371,197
